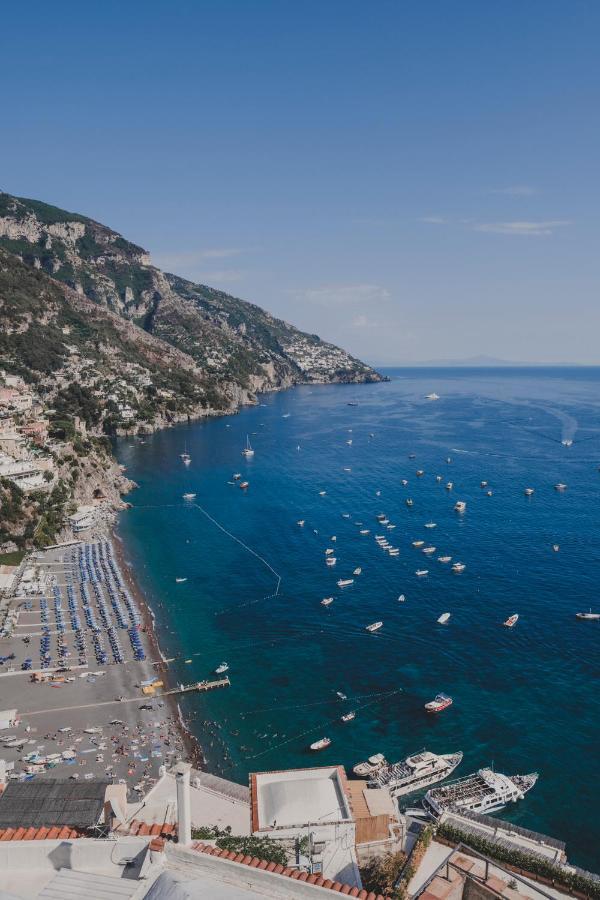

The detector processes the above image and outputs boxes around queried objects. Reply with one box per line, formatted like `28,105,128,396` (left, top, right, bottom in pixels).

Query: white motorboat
423,768,538,817
215,662,229,675
446,482,453,490
242,436,255,457
239,481,249,489
341,711,356,722
425,693,453,712
387,524,396,529
401,479,408,486
425,393,440,400
319,490,327,496
369,750,463,796
437,613,451,624
346,439,353,445
326,557,337,566
366,621,383,632
175,577,187,583
325,548,335,555
438,556,452,563
425,522,437,529
552,544,559,552
389,548,400,556
297,519,305,527
576,610,600,620
233,473,242,480
360,529,370,535
452,562,466,573
406,499,414,506
503,613,519,628
416,569,429,577
182,493,196,501
454,501,466,512
337,578,354,587
416,469,425,477
555,483,567,491
342,513,351,518
524,487,534,496
353,752,387,777
481,480,488,487
562,439,573,447
412,540,425,547
321,597,334,607
422,546,436,554
353,567,362,576
310,737,331,751
398,594,406,602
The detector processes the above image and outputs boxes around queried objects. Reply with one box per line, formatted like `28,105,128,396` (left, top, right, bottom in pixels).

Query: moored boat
242,436,255,457
321,597,334,607
575,609,600,620
341,711,356,722
503,613,519,627
182,493,196,501
310,737,332,751
423,768,538,817
425,693,453,712
452,562,466,573
454,500,466,512
353,752,387,777
369,750,463,796
416,569,429,577
337,578,354,587
215,662,229,675
437,613,451,624
365,621,383,632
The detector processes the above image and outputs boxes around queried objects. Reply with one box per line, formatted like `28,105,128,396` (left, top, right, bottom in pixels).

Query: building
67,505,98,533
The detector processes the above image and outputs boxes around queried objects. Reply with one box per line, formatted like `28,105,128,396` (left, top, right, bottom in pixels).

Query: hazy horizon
2,1,599,365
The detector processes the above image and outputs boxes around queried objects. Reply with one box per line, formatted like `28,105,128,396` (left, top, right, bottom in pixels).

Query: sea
115,367,600,871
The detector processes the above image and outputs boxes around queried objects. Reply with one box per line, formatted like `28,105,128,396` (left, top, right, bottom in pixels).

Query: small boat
401,479,408,486
215,662,229,674
282,413,291,418
416,469,425,477
503,614,519,628
175,577,187,583
487,490,493,496
233,473,242,480
425,693,453,713
412,540,425,547
406,499,414,507
452,562,466,573
326,557,337,566
576,610,600,620
437,613,451,624
331,535,337,541
438,556,452,563
425,522,437,529
454,501,466,512
336,691,347,699
389,548,400,556
337,578,354,587
342,513,351,518
359,529,370,535
376,513,387,521
552,544,560,552
353,567,362,576
325,548,335,555
480,480,488,487
562,439,573,447
446,482,453,490
319,490,327,496
366,621,383,632
182,493,196,501
425,393,440,400
242,436,255,457
416,569,429,577
321,597,334,607
310,737,331,751
398,594,406,602
341,711,356,722
524,487,534,496
387,524,396,530
346,439,353,445
297,520,305,526
380,518,390,525
375,490,381,496
422,546,436,554
554,483,567,491
409,453,416,459
239,481,249,489
436,475,442,482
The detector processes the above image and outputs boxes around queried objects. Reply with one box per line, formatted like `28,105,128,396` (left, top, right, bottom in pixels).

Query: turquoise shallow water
116,368,600,871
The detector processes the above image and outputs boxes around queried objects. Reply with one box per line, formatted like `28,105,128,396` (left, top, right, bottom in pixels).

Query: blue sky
2,1,599,364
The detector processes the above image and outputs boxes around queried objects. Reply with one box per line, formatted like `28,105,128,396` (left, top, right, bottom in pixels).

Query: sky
1,1,599,365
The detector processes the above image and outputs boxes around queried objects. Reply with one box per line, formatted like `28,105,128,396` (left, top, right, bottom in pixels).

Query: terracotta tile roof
191,841,390,899
0,825,84,841
118,819,176,839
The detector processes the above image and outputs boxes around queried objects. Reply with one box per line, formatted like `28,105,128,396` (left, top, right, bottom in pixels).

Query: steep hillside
0,191,383,397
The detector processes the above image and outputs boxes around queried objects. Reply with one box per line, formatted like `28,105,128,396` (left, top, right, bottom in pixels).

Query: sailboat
180,442,191,465
242,436,255,457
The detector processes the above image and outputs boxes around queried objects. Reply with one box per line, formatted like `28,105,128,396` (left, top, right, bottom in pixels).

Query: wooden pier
165,677,230,696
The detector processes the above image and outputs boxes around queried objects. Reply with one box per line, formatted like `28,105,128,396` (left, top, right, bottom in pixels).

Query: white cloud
474,220,572,236
294,283,391,306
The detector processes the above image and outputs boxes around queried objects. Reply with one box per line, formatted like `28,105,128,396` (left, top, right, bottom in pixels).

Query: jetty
169,677,231,695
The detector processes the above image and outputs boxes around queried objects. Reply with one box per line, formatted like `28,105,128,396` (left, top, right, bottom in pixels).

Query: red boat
425,693,453,713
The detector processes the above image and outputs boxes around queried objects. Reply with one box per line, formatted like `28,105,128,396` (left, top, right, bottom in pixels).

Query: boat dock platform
166,677,231,695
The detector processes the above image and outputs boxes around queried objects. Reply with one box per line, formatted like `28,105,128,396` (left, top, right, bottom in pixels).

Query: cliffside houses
284,337,360,378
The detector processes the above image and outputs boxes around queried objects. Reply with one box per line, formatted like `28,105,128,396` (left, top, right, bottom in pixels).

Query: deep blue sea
116,368,600,870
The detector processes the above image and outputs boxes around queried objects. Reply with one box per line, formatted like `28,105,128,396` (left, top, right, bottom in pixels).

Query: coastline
110,525,205,772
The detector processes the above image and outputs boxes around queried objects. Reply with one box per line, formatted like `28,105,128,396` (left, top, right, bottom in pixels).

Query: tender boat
337,578,354,587
360,529,370,535
215,662,229,674
424,768,538,817
425,693,453,713
310,737,331,751
182,493,196,501
412,540,425,547
233,473,242,480
341,711,356,722
438,556,452,563
452,562,466,573
321,597,334,607
365,621,383,632
437,613,451,624
425,393,440,400
503,614,519,627
398,594,405,602
242,436,255,457
422,546,436,554
297,520,305,526
326,557,337,566
353,567,362,576
175,578,187,583
353,752,388,777
406,499,414,506
552,544,560,552
369,750,463,795
524,487,534,496
555,483,567,491
425,522,437,529
576,610,600,620
446,482,453,490
416,569,429,577
454,501,466,512
239,481,249,489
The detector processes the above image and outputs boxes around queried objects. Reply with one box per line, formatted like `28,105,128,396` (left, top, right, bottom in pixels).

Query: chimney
173,762,192,845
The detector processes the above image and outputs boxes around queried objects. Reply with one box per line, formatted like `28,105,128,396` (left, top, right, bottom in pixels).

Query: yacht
425,693,453,713
503,614,519,627
215,662,229,675
369,750,463,796
182,493,196,501
454,501,466,512
437,613,451,624
310,737,331,751
425,393,440,400
423,768,538,817
326,557,337,566
353,753,387,777
416,569,429,577
337,578,354,587
321,597,334,607
242,436,255,457
438,556,452,563
452,562,466,573
341,711,356,722
353,567,362,576
575,610,600,620
365,621,383,632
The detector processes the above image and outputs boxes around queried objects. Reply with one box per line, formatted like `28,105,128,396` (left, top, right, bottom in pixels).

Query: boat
416,569,429,577
347,401,359,407
387,524,396,530
326,557,337,566
389,548,400,556
480,481,488,487
422,546,436,555
452,562,466,573
376,513,387,521
239,481,249,489
423,768,538,817
454,501,466,512
369,750,463,795
416,469,425,477
353,753,388,777
282,413,291,418
436,475,442,482
503,614,519,628
341,711,356,722
181,452,191,465
487,490,493,496
175,578,187,583
336,691,347,699
425,393,440,400
331,535,337,541
562,439,573,447
406,499,414,507
425,693,453,713
325,548,335,555
353,567,362,576
552,544,559,552
554,483,567,491
360,529,370,535
233,473,242,480
321,597,334,607
524,487,534,496
310,737,331,751
398,594,405,602
412,540,425,547
346,439,353,446
380,518,390,525
437,613,451,624
297,520,305,526
445,482,453,490
425,522,436,529
182,493,196,501
575,610,600,620
365,621,383,632
401,479,408,486
438,556,452,563
337,578,354,587
342,513,351,518
242,436,255,457
215,662,229,675
319,490,327,496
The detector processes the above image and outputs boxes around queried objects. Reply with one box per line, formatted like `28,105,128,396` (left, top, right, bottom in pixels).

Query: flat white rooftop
253,766,352,830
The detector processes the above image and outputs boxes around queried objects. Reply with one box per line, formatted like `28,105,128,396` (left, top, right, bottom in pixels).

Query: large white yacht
368,750,463,796
423,767,538,817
